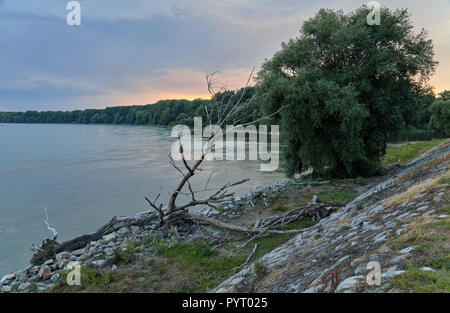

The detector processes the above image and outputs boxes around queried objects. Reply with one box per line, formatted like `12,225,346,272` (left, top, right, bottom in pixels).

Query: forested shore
0,88,257,127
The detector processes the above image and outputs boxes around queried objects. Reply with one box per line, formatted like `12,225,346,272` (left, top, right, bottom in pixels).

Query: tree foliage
257,6,437,177
0,88,257,127
429,90,450,134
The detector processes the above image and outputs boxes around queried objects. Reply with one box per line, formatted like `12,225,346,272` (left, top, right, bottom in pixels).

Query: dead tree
143,69,288,233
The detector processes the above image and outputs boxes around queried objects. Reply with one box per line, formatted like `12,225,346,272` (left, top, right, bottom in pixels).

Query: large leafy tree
257,6,437,177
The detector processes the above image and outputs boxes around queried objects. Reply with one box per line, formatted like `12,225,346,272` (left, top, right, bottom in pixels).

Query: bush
429,93,450,134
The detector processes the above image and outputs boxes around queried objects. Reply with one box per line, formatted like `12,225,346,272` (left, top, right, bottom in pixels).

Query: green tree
257,6,437,177
429,90,450,133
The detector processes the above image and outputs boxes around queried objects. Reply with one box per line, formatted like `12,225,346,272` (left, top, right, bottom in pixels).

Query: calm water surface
0,123,285,276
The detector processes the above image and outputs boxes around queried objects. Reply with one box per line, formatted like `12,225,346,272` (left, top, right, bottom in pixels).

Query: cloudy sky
0,0,449,111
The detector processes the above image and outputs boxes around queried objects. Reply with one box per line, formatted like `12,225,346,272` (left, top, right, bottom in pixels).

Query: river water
0,123,286,276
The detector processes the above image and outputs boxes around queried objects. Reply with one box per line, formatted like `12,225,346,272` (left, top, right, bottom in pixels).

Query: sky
0,0,449,112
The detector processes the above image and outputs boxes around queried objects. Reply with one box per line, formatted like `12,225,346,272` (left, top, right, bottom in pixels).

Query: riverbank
1,139,448,293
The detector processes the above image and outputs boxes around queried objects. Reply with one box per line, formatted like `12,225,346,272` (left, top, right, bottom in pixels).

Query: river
0,123,286,276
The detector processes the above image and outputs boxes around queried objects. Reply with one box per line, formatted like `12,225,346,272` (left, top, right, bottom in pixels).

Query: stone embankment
212,141,449,293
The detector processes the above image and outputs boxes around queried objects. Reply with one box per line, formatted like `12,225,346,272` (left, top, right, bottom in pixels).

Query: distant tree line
0,87,258,128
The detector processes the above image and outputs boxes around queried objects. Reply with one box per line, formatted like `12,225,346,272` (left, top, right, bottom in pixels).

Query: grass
390,213,450,293
52,264,113,292
382,139,446,166
150,219,317,292
390,268,450,293
386,169,449,207
317,189,358,204
110,240,146,265
153,239,246,292
244,220,316,259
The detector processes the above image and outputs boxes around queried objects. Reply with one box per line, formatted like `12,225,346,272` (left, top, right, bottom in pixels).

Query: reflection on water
0,123,286,276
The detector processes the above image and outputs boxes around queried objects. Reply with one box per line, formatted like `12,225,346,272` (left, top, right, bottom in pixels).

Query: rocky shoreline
0,175,320,293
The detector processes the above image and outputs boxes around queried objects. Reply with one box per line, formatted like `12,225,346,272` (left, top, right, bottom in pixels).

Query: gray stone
130,226,140,233
399,247,415,254
72,249,85,256
373,233,388,244
381,269,405,280
1,285,12,293
92,259,107,268
104,247,115,256
50,273,61,283
18,282,31,291
10,281,20,290
335,276,364,293
0,273,15,284
117,227,130,235
303,284,324,293
29,275,39,283
102,232,118,243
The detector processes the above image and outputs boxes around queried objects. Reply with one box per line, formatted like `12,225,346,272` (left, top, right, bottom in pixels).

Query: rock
399,247,415,254
207,209,220,218
111,265,117,271
0,273,15,284
10,281,20,290
38,266,52,280
421,267,434,271
335,276,364,293
104,248,115,256
92,260,107,268
373,233,388,244
16,272,29,282
43,259,54,266
89,241,101,247
303,284,324,293
130,226,140,233
50,273,61,283
29,275,39,283
117,227,130,235
18,282,31,292
377,244,391,253
72,249,85,257
1,286,12,293
381,269,405,280
102,232,118,243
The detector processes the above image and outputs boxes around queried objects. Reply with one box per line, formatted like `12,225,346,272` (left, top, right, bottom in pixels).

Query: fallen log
31,211,159,265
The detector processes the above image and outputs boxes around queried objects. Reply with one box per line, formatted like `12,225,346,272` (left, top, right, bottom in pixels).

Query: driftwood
31,211,159,265
30,198,343,266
